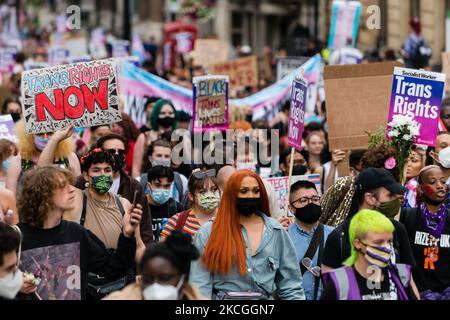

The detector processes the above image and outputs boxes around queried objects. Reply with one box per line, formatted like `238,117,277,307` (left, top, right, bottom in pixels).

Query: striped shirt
160,209,202,240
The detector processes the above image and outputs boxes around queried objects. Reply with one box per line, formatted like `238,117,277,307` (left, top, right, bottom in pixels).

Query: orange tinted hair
202,170,270,276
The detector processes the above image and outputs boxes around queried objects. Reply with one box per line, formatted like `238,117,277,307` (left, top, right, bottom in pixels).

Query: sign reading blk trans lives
387,67,445,146
288,76,308,150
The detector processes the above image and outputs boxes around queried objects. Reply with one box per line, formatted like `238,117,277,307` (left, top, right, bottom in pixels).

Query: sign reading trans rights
387,67,445,146
21,59,121,134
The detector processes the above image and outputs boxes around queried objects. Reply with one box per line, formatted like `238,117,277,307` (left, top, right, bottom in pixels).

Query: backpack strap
113,194,126,216
80,190,87,226
173,173,184,199
175,210,190,232
140,174,148,194
300,224,324,275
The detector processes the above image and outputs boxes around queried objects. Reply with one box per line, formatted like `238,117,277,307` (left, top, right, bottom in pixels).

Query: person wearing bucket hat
321,168,417,293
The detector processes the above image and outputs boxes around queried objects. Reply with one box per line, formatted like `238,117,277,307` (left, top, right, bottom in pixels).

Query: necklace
419,202,447,239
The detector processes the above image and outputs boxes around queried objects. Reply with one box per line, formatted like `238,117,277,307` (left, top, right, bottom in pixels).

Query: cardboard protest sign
193,75,229,132
112,40,130,58
208,56,258,89
21,58,121,134
288,76,308,150
387,67,445,146
328,0,362,50
48,47,69,66
192,39,229,67
264,174,321,213
324,61,402,150
0,115,18,143
276,57,308,81
0,46,17,73
441,52,450,94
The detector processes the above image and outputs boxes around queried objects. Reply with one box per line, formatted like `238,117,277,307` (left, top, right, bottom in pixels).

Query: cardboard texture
193,39,229,67
324,61,402,150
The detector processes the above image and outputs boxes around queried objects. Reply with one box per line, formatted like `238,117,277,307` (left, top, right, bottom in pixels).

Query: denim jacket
189,212,306,300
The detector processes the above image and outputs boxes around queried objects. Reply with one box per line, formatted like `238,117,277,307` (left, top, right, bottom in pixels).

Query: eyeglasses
192,168,216,179
302,257,321,277
293,159,307,166
442,114,450,120
106,148,127,156
291,195,321,206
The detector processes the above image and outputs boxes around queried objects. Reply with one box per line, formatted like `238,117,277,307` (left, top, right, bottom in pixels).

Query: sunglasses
192,169,216,179
106,148,127,156
302,257,321,277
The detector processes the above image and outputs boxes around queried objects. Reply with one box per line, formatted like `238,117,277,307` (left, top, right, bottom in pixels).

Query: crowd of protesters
1,14,450,302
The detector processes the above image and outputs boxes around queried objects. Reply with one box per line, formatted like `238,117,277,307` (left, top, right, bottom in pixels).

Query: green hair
150,99,179,131
343,209,395,267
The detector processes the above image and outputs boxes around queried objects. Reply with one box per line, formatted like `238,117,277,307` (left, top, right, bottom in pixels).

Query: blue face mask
2,159,10,170
150,187,170,205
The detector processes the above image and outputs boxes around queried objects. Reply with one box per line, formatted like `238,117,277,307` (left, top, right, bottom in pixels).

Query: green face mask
376,198,401,218
91,175,113,194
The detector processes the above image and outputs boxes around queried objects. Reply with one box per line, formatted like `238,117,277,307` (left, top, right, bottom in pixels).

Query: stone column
420,0,445,65
386,0,410,51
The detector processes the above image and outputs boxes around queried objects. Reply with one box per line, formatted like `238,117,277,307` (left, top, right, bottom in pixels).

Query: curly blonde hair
18,167,74,228
15,120,75,160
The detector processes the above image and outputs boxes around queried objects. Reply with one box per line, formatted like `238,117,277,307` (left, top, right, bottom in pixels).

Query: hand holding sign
51,125,74,143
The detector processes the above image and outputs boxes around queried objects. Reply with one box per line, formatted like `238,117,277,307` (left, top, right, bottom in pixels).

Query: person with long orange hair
189,170,305,300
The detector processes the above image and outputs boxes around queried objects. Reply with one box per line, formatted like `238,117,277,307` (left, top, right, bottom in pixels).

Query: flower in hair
384,157,396,170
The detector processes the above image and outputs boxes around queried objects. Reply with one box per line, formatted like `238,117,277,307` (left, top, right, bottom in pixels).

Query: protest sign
0,46,17,73
24,60,49,71
387,67,445,146
193,75,229,132
192,39,229,67
68,55,92,64
288,76,308,150
21,58,121,134
328,0,362,50
208,56,258,89
324,61,402,150
65,35,89,57
277,57,308,81
89,28,107,59
264,174,321,214
48,47,69,66
112,40,130,58
0,114,18,143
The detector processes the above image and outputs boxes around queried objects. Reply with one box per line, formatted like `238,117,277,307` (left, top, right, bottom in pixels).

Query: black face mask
112,154,126,172
10,112,21,122
157,116,175,128
292,165,308,176
236,198,261,216
294,203,321,224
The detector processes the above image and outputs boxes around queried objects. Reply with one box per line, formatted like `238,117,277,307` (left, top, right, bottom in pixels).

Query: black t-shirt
149,198,182,241
17,220,135,300
400,207,450,293
322,218,416,269
321,267,415,300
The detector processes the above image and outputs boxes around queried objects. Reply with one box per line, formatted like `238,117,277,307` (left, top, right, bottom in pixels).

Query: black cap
355,167,406,195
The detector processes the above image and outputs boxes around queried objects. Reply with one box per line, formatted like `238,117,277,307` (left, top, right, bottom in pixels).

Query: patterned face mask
197,191,220,211
361,241,393,268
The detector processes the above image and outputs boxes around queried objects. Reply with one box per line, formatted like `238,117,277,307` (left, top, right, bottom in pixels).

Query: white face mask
142,275,184,300
0,270,23,300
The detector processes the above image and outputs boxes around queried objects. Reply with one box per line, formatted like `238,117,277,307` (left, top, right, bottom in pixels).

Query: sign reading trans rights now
387,67,445,146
